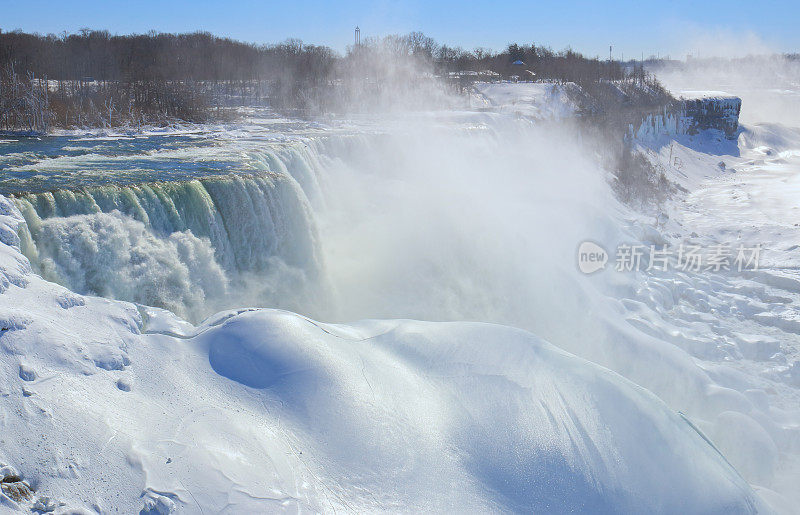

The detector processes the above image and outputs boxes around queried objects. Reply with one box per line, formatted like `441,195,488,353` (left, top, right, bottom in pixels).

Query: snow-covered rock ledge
472,81,742,142
680,91,742,138
0,194,767,513
631,91,742,141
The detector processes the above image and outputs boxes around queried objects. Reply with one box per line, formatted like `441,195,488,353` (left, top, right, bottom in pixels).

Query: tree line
0,28,664,131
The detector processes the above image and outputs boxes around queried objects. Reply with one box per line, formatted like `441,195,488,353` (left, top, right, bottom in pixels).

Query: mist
313,117,617,324
651,54,800,126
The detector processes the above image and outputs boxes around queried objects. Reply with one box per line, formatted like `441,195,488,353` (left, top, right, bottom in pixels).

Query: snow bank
473,82,579,120
0,195,766,512
630,119,800,510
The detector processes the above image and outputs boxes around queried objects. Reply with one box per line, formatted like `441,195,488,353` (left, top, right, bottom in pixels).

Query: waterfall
12,144,330,321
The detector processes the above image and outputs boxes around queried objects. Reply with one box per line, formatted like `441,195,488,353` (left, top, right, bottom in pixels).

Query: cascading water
11,141,331,321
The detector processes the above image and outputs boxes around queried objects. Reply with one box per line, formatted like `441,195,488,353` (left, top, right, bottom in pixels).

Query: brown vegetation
0,29,676,130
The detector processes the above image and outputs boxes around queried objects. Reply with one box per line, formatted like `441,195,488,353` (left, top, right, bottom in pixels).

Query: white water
13,154,325,320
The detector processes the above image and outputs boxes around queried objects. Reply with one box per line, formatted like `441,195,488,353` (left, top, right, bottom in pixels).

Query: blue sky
1,0,796,59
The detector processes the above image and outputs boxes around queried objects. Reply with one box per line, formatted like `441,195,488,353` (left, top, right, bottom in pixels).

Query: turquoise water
0,115,337,194
0,133,239,194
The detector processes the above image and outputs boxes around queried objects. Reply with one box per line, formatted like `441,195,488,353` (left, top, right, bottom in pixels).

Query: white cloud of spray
314,34,465,114
308,114,726,431
673,27,774,59
315,117,619,325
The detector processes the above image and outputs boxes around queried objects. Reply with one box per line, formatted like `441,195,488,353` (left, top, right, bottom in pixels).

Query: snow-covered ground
626,123,800,511
0,84,799,513
472,82,580,119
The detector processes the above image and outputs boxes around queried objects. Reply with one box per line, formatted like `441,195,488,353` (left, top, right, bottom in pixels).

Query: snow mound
178,310,764,513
